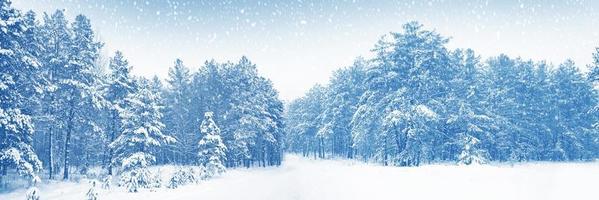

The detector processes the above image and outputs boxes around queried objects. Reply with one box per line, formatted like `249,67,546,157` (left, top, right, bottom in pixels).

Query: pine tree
316,58,366,159
588,48,599,83
164,59,193,164
59,14,103,180
104,51,136,175
34,11,104,180
257,80,285,166
186,57,285,168
0,0,42,184
110,82,174,192
549,61,597,160
198,112,227,177
589,48,599,143
458,134,489,165
286,85,326,159
36,10,71,180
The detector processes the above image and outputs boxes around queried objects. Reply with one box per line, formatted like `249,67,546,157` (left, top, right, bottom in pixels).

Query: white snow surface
2,154,598,200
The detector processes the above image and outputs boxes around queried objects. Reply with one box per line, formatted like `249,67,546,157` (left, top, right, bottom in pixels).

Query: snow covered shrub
458,134,489,165
204,156,226,178
168,167,198,189
120,167,161,192
25,187,40,200
0,148,43,185
83,166,105,180
86,181,99,200
199,166,210,180
115,154,163,192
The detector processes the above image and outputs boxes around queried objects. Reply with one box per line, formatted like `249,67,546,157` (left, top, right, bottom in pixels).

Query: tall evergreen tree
588,48,599,83
35,9,70,180
104,51,136,175
0,0,42,183
164,59,193,164
67,14,105,176
589,48,599,141
549,61,597,160
55,14,103,180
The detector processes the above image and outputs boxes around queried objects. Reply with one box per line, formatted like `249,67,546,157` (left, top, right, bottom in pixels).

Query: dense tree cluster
0,0,43,184
160,57,285,168
0,0,284,190
286,22,599,166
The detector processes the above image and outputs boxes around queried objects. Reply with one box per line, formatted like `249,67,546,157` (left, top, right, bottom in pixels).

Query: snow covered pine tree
198,112,227,177
109,83,175,192
0,0,42,187
458,134,489,165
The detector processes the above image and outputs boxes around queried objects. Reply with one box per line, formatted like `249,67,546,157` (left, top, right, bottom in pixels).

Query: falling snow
12,0,599,100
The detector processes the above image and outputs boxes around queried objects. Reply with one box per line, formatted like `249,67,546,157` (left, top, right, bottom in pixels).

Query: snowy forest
286,22,599,166
1,0,284,194
2,0,599,199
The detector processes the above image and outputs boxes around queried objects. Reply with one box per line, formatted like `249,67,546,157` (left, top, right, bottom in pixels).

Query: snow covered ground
1,155,598,200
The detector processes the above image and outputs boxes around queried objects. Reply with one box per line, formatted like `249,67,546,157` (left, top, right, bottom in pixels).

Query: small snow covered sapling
197,112,227,178
168,167,198,189
458,134,489,165
86,181,99,200
119,154,162,192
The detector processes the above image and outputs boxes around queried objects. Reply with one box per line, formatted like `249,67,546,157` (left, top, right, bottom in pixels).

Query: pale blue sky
13,0,599,100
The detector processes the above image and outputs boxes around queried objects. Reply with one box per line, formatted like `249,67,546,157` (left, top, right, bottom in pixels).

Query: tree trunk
347,136,354,159
384,134,389,166
0,165,5,189
47,84,55,180
393,124,402,158
48,126,53,180
63,126,72,180
108,111,117,176
63,104,74,180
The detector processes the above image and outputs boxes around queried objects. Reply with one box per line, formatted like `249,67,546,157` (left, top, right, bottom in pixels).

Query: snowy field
1,155,598,200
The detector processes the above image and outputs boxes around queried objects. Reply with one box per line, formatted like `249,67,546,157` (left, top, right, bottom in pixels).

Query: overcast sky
13,0,599,101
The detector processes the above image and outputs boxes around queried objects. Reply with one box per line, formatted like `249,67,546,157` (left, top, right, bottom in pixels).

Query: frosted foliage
198,112,227,177
118,152,161,192
458,135,489,165
121,152,154,171
0,110,41,181
168,167,200,189
205,156,226,177
415,105,437,119
119,167,160,193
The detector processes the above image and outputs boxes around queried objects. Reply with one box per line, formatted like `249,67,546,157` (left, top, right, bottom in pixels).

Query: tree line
286,22,599,166
0,0,284,189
